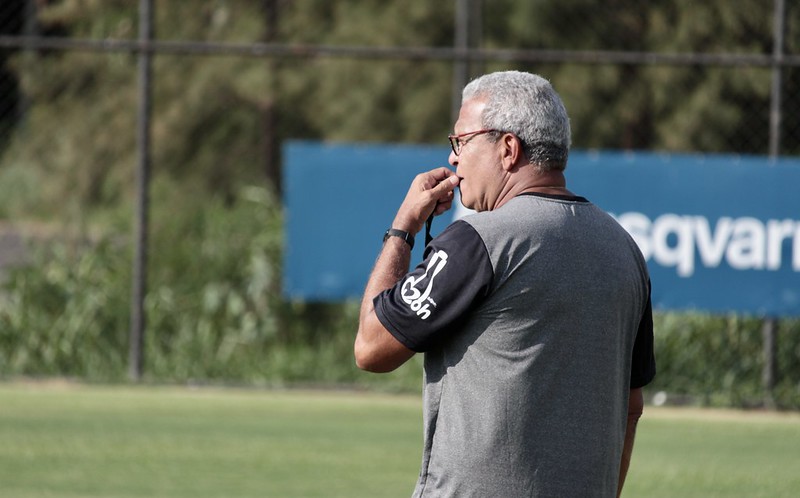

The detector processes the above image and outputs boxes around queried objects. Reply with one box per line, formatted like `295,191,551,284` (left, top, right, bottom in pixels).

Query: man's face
448,98,502,212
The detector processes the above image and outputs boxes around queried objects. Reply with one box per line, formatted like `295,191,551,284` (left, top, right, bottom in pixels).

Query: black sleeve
373,220,493,352
630,280,656,388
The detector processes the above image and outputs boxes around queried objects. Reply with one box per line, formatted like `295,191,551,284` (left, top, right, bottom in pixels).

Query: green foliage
141,182,282,382
0,181,422,391
3,0,459,215
5,0,793,216
0,238,130,379
6,50,137,212
1,1,799,406
0,185,260,381
651,313,800,409
483,0,780,153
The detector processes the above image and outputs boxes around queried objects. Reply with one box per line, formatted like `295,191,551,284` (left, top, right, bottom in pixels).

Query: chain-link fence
2,2,799,158
0,1,799,397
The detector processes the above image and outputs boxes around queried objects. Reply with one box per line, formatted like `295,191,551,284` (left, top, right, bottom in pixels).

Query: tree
483,0,780,154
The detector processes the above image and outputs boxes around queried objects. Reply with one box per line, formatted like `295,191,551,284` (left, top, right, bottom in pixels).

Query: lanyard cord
424,212,434,247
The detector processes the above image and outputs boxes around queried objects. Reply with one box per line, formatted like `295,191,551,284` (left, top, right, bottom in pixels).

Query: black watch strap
383,228,415,250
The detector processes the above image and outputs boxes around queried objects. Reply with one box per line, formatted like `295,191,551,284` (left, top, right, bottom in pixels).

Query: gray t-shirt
375,193,655,498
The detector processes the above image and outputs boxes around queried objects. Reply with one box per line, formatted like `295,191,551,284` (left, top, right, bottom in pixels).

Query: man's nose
448,150,458,168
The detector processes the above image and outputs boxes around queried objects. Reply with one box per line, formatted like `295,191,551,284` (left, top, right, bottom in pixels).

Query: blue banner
283,141,800,316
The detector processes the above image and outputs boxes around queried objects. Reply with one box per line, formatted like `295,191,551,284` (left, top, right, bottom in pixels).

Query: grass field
1,381,798,498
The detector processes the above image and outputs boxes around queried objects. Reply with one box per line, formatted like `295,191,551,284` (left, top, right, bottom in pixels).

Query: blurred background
0,0,798,408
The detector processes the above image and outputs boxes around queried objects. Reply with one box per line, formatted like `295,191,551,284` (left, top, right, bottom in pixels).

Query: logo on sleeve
401,250,448,320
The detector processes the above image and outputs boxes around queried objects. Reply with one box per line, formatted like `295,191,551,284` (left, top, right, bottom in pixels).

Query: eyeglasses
448,128,498,156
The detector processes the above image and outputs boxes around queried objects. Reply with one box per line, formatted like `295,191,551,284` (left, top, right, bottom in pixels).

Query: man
355,70,655,497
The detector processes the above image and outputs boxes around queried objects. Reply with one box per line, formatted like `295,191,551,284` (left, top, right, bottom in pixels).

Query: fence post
761,0,786,408
761,319,778,409
261,0,281,196
451,0,482,123
129,0,154,382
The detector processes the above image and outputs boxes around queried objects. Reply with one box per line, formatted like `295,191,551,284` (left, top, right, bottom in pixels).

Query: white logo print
401,250,449,320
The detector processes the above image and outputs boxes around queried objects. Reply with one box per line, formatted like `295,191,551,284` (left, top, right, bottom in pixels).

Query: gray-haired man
355,70,655,498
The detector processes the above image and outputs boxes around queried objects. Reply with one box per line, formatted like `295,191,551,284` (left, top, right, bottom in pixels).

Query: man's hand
391,167,460,234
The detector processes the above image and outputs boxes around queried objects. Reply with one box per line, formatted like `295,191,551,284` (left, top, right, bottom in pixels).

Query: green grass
0,382,421,498
1,381,798,498
631,408,800,497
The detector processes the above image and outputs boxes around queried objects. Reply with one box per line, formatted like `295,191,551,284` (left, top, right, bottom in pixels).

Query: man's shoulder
437,218,485,247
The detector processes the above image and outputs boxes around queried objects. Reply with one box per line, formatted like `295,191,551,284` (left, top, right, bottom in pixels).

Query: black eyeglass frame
448,128,499,156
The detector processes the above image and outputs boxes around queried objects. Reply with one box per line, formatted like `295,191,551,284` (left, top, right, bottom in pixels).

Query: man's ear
500,133,523,172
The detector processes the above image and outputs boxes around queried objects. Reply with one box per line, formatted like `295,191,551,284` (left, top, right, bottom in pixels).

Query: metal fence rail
3,34,800,67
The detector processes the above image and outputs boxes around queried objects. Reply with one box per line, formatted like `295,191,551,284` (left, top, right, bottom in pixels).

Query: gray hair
462,71,571,171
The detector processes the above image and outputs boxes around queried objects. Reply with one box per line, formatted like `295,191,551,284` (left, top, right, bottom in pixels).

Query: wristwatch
383,228,415,250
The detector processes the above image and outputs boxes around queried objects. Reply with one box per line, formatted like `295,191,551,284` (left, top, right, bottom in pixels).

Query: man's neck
493,170,572,209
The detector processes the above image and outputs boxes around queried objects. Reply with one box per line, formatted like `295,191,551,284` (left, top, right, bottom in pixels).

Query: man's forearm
360,237,411,316
354,237,414,372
